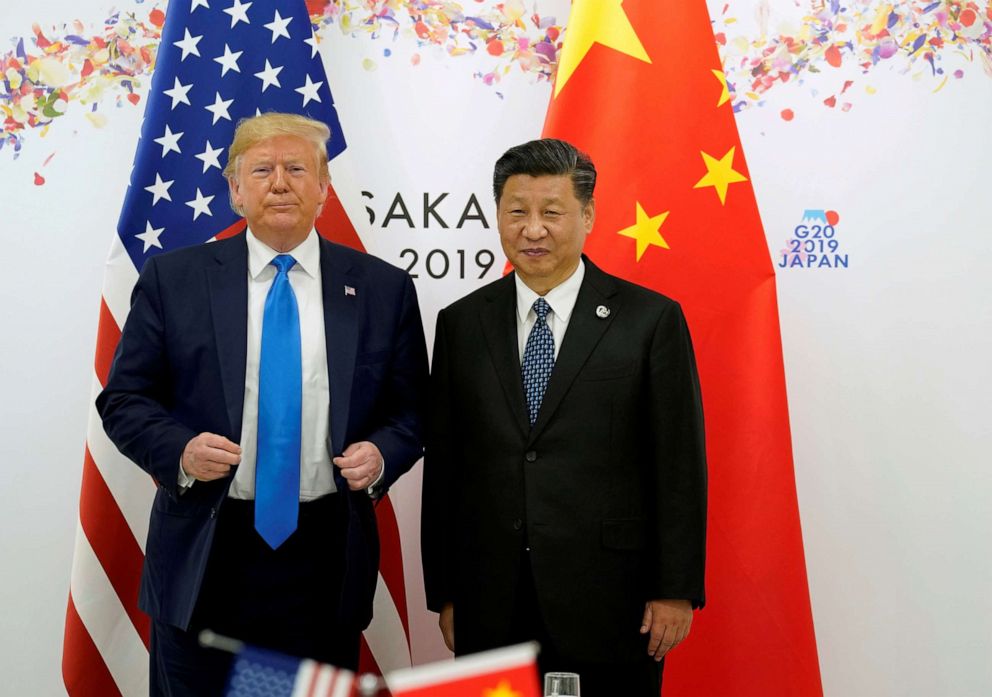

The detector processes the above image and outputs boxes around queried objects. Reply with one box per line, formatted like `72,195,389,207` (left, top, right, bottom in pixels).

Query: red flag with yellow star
386,643,540,697
544,1,823,694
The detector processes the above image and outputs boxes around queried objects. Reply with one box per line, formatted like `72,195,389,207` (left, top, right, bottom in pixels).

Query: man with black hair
422,138,707,696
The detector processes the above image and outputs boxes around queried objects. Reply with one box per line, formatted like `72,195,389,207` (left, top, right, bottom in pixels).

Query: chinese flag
387,644,541,697
544,1,823,695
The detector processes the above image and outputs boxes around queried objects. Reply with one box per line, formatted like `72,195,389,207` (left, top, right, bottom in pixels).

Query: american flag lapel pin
344,285,356,297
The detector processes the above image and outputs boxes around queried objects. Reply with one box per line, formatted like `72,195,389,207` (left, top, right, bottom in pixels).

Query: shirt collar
246,227,319,280
514,258,586,324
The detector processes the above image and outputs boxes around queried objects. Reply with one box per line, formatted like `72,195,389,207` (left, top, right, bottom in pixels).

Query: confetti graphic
310,0,563,87
3,1,990,157
1,8,163,157
716,0,992,117
1,0,562,158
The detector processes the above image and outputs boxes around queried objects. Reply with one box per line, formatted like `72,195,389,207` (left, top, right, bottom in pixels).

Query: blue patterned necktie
255,254,302,549
522,297,555,427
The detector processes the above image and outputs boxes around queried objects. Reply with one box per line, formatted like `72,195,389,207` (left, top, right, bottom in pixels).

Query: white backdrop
1,1,990,695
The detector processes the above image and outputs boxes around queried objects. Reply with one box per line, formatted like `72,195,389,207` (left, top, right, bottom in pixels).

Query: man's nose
271,166,289,191
522,215,547,239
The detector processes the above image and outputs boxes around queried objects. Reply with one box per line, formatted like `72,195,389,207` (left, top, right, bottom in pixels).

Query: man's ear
583,198,596,233
228,176,243,212
314,174,330,218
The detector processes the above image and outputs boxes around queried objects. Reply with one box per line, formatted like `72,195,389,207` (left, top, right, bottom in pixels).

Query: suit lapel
479,274,530,437
319,238,359,463
529,260,620,443
207,236,249,440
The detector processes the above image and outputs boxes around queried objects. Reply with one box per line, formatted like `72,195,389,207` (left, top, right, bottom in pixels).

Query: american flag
225,645,357,697
118,0,344,264
62,1,411,693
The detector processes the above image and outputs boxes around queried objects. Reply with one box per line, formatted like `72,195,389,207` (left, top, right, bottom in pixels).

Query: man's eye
545,210,562,217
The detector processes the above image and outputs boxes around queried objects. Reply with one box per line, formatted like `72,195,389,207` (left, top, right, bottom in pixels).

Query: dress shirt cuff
177,458,195,491
366,458,386,498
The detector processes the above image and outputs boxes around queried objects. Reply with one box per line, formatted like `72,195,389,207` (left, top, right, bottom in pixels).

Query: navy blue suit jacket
97,233,428,632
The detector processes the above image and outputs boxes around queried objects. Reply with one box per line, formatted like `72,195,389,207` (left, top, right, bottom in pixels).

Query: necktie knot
271,254,297,276
533,297,551,322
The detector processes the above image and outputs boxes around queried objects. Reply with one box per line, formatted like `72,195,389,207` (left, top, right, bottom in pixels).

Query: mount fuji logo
778,209,849,269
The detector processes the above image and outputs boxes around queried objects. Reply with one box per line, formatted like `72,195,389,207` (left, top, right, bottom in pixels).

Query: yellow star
555,0,651,98
712,69,730,107
483,680,522,697
693,147,748,205
617,202,670,261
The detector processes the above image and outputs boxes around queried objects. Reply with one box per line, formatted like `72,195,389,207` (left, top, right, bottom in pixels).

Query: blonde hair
224,112,331,213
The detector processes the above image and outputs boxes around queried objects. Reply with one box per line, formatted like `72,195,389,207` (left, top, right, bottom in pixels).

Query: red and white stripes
290,659,356,697
63,237,152,696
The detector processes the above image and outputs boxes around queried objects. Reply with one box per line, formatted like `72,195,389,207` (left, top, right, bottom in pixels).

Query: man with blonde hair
99,112,428,694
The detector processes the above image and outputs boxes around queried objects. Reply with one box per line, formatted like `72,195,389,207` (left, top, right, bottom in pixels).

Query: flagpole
198,629,245,655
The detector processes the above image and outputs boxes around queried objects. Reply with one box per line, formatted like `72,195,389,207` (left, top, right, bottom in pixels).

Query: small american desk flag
62,1,351,694
225,646,357,697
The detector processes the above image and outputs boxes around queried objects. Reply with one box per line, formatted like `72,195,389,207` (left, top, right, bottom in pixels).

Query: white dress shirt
225,228,334,500
227,228,334,500
514,259,586,363
178,229,337,499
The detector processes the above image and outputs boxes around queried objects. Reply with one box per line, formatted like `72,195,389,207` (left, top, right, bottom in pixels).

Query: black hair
492,138,596,206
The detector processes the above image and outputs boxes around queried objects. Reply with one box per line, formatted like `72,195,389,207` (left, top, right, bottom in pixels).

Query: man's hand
333,441,383,491
182,433,241,481
439,602,455,652
640,599,693,661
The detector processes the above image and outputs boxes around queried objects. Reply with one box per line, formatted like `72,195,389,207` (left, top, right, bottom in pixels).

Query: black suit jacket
422,258,706,663
97,233,428,632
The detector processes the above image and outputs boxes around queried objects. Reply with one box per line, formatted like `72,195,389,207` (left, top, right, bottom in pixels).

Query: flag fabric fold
543,1,823,694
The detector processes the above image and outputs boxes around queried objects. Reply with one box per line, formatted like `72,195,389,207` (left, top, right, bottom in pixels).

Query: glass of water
544,671,580,697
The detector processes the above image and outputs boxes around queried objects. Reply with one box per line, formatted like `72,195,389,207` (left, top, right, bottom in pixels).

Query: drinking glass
543,671,580,697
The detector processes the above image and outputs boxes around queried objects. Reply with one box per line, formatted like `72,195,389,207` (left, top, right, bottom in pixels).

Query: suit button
513,519,523,531
525,451,537,462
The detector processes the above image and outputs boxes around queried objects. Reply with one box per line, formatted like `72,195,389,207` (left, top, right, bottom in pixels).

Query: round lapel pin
596,305,610,319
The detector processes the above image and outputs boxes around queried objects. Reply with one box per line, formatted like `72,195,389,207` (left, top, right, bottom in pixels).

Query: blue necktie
255,254,302,549
521,297,555,427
